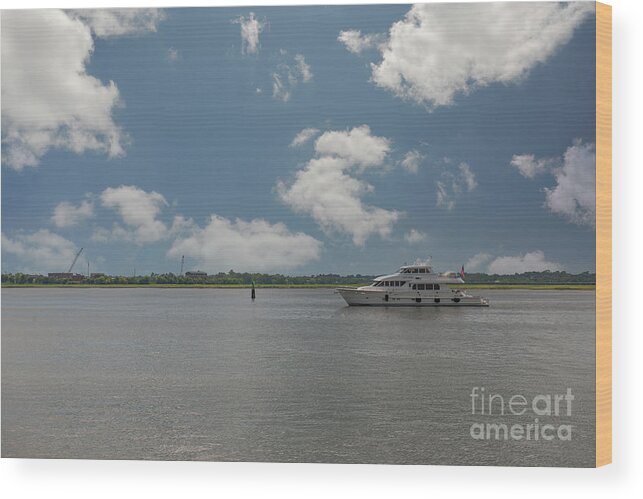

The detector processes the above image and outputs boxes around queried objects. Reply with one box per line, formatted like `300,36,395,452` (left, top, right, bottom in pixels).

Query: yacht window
413,269,419,273
399,281,406,286
417,284,425,290
426,284,433,290
435,284,440,290
412,284,416,290
419,268,426,273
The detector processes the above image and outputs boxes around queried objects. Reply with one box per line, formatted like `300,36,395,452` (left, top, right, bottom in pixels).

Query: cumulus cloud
52,199,94,228
68,8,165,37
234,12,264,55
278,125,401,246
487,250,563,275
272,52,313,102
168,215,322,272
290,128,320,148
465,252,493,272
436,162,477,210
544,141,596,227
314,125,390,168
512,140,595,227
1,10,122,169
404,229,427,244
1,229,78,272
1,9,162,170
98,185,169,244
337,30,386,54
341,2,593,108
399,149,424,174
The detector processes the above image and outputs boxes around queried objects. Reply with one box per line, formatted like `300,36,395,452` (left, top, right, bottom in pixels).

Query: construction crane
68,247,83,273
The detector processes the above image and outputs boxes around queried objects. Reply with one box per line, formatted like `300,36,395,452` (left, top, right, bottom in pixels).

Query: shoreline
2,283,595,290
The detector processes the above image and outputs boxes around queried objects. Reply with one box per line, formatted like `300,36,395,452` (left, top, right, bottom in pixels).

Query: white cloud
404,229,427,244
487,250,563,275
1,229,78,273
1,9,162,170
68,8,165,37
99,185,168,244
52,199,94,228
510,154,557,179
512,140,595,227
399,149,424,174
294,54,313,82
342,3,593,108
465,252,493,272
272,73,292,102
278,125,401,246
459,163,477,192
337,30,385,54
1,10,122,169
544,141,596,227
290,128,321,148
167,215,321,272
314,125,390,169
435,162,477,210
272,52,313,102
234,12,264,55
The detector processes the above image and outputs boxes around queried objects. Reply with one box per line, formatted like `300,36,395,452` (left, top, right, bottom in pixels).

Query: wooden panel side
595,1,612,468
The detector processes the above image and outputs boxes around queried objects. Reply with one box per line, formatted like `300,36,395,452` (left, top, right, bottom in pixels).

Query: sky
1,3,597,276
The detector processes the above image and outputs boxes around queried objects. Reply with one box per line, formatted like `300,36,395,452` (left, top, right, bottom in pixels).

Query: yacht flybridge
337,263,489,307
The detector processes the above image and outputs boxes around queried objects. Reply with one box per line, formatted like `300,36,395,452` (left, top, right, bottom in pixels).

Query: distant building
90,273,106,278
48,273,85,281
185,270,207,279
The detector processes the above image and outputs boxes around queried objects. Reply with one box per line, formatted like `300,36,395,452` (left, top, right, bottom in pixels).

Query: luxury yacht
336,263,489,307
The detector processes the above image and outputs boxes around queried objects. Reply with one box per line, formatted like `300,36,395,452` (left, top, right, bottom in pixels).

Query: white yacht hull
336,287,489,307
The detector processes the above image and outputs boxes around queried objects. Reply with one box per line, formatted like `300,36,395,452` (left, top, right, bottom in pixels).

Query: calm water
2,288,595,466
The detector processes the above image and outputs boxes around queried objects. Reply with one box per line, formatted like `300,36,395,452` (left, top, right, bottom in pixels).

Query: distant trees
464,270,595,284
1,270,596,286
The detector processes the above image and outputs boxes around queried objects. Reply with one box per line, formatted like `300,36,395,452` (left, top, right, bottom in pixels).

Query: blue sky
1,3,597,276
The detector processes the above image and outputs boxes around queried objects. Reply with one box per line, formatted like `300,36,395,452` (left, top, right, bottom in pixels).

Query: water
1,288,595,466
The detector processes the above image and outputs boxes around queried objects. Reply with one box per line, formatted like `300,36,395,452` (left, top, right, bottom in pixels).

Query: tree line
2,269,595,285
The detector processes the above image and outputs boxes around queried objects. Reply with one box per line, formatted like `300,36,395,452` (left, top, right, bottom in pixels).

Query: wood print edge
595,1,612,468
